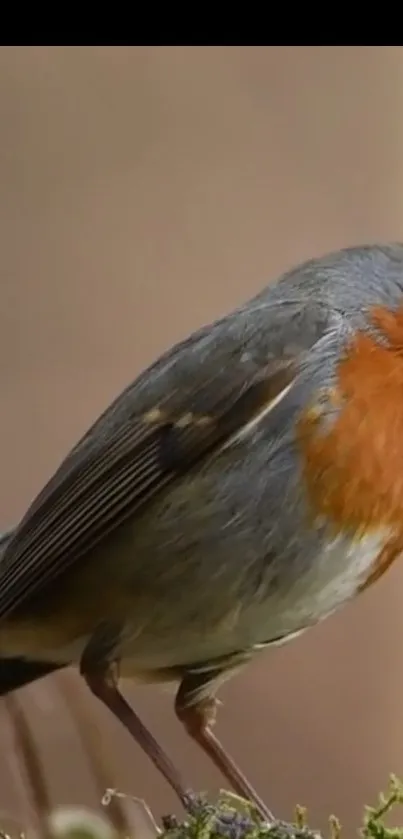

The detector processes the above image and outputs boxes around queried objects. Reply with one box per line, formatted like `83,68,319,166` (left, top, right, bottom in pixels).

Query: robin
0,242,401,822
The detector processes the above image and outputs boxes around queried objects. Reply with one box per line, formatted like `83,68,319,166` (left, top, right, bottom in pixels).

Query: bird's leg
175,672,274,823
81,656,194,812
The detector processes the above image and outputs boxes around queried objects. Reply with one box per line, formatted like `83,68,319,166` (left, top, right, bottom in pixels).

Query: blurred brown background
0,45,403,837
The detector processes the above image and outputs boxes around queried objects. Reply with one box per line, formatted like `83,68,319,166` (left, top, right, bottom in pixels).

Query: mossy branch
4,775,403,839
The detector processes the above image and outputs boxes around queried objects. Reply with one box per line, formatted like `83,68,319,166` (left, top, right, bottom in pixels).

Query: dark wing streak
16,444,163,570
11,360,238,555
0,360,295,619
3,455,169,615
9,368,263,562
0,438,164,612
9,421,156,556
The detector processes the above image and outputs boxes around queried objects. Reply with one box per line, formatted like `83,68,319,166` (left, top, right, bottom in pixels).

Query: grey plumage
0,242,402,818
1,242,402,671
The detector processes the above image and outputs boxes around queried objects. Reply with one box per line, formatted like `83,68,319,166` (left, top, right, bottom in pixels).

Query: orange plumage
298,304,403,592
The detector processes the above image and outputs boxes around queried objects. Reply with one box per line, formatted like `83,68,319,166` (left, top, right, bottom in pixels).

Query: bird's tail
0,527,65,696
0,657,63,695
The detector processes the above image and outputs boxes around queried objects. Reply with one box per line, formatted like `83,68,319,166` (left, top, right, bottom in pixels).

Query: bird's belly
244,527,394,647
117,526,394,673
0,519,394,675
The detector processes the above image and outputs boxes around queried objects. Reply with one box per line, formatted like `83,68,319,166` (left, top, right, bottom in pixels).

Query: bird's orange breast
297,304,403,592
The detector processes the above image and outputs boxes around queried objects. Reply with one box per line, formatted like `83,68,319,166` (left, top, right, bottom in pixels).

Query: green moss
4,775,403,839
361,775,403,839
116,776,403,839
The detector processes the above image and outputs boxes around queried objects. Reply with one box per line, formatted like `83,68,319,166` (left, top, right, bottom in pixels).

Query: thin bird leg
175,674,274,823
82,663,194,812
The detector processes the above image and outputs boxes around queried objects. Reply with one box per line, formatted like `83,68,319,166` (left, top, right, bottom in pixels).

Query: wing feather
0,358,295,619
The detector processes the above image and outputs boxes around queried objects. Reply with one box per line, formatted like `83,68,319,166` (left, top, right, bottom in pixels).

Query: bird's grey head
251,243,403,315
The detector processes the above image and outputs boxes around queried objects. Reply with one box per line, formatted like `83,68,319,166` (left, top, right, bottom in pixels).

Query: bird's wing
0,345,298,619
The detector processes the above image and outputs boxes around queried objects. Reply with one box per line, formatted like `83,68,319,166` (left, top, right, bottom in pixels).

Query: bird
0,241,403,822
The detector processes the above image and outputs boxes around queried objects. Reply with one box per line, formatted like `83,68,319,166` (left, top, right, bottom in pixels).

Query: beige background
0,45,403,836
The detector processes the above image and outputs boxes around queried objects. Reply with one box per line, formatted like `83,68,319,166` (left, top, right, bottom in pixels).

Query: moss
107,776,403,839
4,775,403,839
